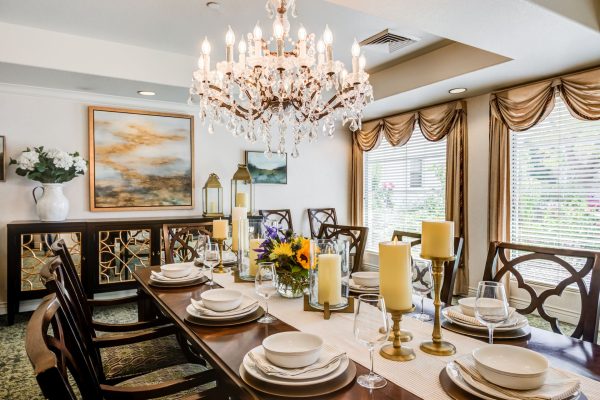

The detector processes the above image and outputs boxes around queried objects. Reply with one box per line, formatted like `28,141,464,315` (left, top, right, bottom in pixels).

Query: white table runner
211,274,600,399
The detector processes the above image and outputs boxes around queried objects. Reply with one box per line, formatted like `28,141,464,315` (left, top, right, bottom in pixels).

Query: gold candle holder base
379,305,415,362
419,254,456,357
213,238,228,274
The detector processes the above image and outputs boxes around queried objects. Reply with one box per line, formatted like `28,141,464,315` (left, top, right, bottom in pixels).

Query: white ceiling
0,0,599,120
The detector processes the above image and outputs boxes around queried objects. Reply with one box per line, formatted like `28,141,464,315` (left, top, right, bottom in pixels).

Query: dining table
134,266,600,400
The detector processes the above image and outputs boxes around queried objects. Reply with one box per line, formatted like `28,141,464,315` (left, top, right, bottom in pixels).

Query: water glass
255,262,277,324
194,234,210,262
204,243,220,286
412,259,433,322
475,281,509,344
353,294,390,389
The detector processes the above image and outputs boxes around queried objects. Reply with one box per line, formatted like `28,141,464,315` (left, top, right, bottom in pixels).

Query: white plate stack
349,272,379,294
194,251,237,266
149,262,205,287
186,289,259,322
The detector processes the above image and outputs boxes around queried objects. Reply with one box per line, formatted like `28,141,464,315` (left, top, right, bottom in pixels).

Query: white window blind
363,126,446,252
510,95,600,288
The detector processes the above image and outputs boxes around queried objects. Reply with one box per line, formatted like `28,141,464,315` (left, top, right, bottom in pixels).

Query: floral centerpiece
10,146,87,221
256,225,312,298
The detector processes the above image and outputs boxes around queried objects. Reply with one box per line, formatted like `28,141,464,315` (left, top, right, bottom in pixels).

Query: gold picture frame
88,106,194,211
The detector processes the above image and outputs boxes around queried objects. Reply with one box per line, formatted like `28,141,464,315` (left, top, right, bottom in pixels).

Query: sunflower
271,241,294,258
296,238,312,270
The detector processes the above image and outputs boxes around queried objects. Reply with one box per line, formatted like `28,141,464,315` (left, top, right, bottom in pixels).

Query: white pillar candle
212,219,228,240
379,240,412,310
208,201,216,213
231,207,247,252
249,238,263,276
317,254,342,305
421,221,454,259
235,192,248,208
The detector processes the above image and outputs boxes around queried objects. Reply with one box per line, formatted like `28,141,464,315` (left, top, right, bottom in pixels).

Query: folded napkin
446,306,518,327
454,355,580,400
248,344,346,378
190,296,258,317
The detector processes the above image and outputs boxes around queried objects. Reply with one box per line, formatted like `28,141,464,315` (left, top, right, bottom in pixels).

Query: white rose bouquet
10,146,87,183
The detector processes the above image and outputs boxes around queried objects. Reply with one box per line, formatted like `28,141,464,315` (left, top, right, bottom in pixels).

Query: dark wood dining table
134,266,600,400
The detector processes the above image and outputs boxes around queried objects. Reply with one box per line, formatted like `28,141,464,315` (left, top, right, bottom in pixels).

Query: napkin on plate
454,355,580,400
190,296,258,317
446,306,518,327
150,268,198,281
248,344,346,377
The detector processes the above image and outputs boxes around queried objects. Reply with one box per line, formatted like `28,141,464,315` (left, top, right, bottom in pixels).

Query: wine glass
353,294,390,389
194,234,210,263
412,259,433,322
203,243,220,286
255,262,277,324
475,281,509,344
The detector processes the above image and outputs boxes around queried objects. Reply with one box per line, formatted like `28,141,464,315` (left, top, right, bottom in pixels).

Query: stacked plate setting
194,250,237,267
149,262,205,287
241,332,350,389
186,289,259,322
349,271,379,294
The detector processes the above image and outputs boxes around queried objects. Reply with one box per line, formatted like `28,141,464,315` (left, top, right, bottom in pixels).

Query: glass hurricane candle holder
308,239,349,311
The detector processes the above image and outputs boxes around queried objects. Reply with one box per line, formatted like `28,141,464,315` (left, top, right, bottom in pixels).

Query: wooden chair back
162,222,213,264
26,294,103,400
307,208,338,238
483,241,600,343
391,230,464,306
259,209,294,232
317,224,368,273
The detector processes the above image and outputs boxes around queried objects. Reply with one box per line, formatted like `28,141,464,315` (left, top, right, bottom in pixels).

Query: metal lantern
308,239,350,311
202,173,224,217
231,163,254,216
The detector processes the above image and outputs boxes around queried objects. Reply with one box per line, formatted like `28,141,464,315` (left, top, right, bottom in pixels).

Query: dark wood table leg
136,287,157,322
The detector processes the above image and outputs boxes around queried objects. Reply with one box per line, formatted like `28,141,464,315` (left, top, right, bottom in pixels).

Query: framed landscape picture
88,106,194,211
0,136,5,181
246,150,287,184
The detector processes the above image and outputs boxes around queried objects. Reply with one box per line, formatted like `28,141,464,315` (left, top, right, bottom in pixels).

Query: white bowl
200,289,242,312
458,297,476,316
160,263,193,279
351,271,379,287
472,345,549,390
262,332,324,368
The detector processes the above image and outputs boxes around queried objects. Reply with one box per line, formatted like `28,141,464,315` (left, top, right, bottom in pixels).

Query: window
363,125,446,252
510,96,600,287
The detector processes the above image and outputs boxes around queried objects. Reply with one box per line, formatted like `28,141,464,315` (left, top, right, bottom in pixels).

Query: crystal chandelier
189,0,373,157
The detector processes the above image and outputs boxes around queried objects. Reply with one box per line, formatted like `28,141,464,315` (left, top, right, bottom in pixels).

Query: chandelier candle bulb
238,39,247,65
379,240,412,310
351,39,360,74
317,39,325,65
317,253,342,306
421,221,454,259
212,219,229,240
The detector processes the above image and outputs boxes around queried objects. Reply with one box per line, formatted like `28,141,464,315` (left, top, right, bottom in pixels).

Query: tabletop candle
421,221,454,259
317,253,342,306
231,207,247,252
212,219,228,240
208,201,216,214
249,238,263,276
379,240,412,310
235,192,248,208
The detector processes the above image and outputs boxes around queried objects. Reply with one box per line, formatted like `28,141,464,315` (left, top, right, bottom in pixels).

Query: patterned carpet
0,302,577,400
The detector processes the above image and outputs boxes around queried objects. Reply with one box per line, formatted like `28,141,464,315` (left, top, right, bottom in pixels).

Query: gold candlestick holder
419,255,456,356
379,305,416,362
213,238,227,274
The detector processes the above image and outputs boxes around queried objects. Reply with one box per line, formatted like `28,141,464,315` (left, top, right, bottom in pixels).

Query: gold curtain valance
353,100,465,151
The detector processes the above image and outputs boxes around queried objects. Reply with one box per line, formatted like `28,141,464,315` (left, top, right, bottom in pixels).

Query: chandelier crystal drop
189,0,373,157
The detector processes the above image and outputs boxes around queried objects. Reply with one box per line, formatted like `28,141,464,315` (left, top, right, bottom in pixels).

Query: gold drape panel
352,100,469,294
489,67,600,246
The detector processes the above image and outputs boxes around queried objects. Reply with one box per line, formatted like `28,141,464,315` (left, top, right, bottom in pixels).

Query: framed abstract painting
88,106,194,211
245,150,287,184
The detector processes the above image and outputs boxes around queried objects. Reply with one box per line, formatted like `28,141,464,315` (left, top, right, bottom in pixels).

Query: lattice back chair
162,222,214,264
307,208,338,238
317,224,368,274
483,241,600,343
26,293,217,400
391,230,464,307
259,209,294,232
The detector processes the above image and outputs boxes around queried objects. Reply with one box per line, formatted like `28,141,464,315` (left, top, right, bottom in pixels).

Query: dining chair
40,255,205,382
391,230,464,307
307,208,338,238
316,223,368,274
259,209,294,232
482,241,600,343
26,293,218,400
162,222,214,264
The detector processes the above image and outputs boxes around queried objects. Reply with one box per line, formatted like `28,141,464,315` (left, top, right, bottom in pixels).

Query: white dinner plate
151,267,203,283
186,303,259,321
349,279,379,293
443,306,528,332
242,345,349,386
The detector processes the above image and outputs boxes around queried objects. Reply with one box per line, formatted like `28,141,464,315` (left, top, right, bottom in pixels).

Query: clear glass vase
275,271,308,298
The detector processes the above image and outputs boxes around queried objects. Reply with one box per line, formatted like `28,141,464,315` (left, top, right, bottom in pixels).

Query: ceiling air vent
359,29,419,53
